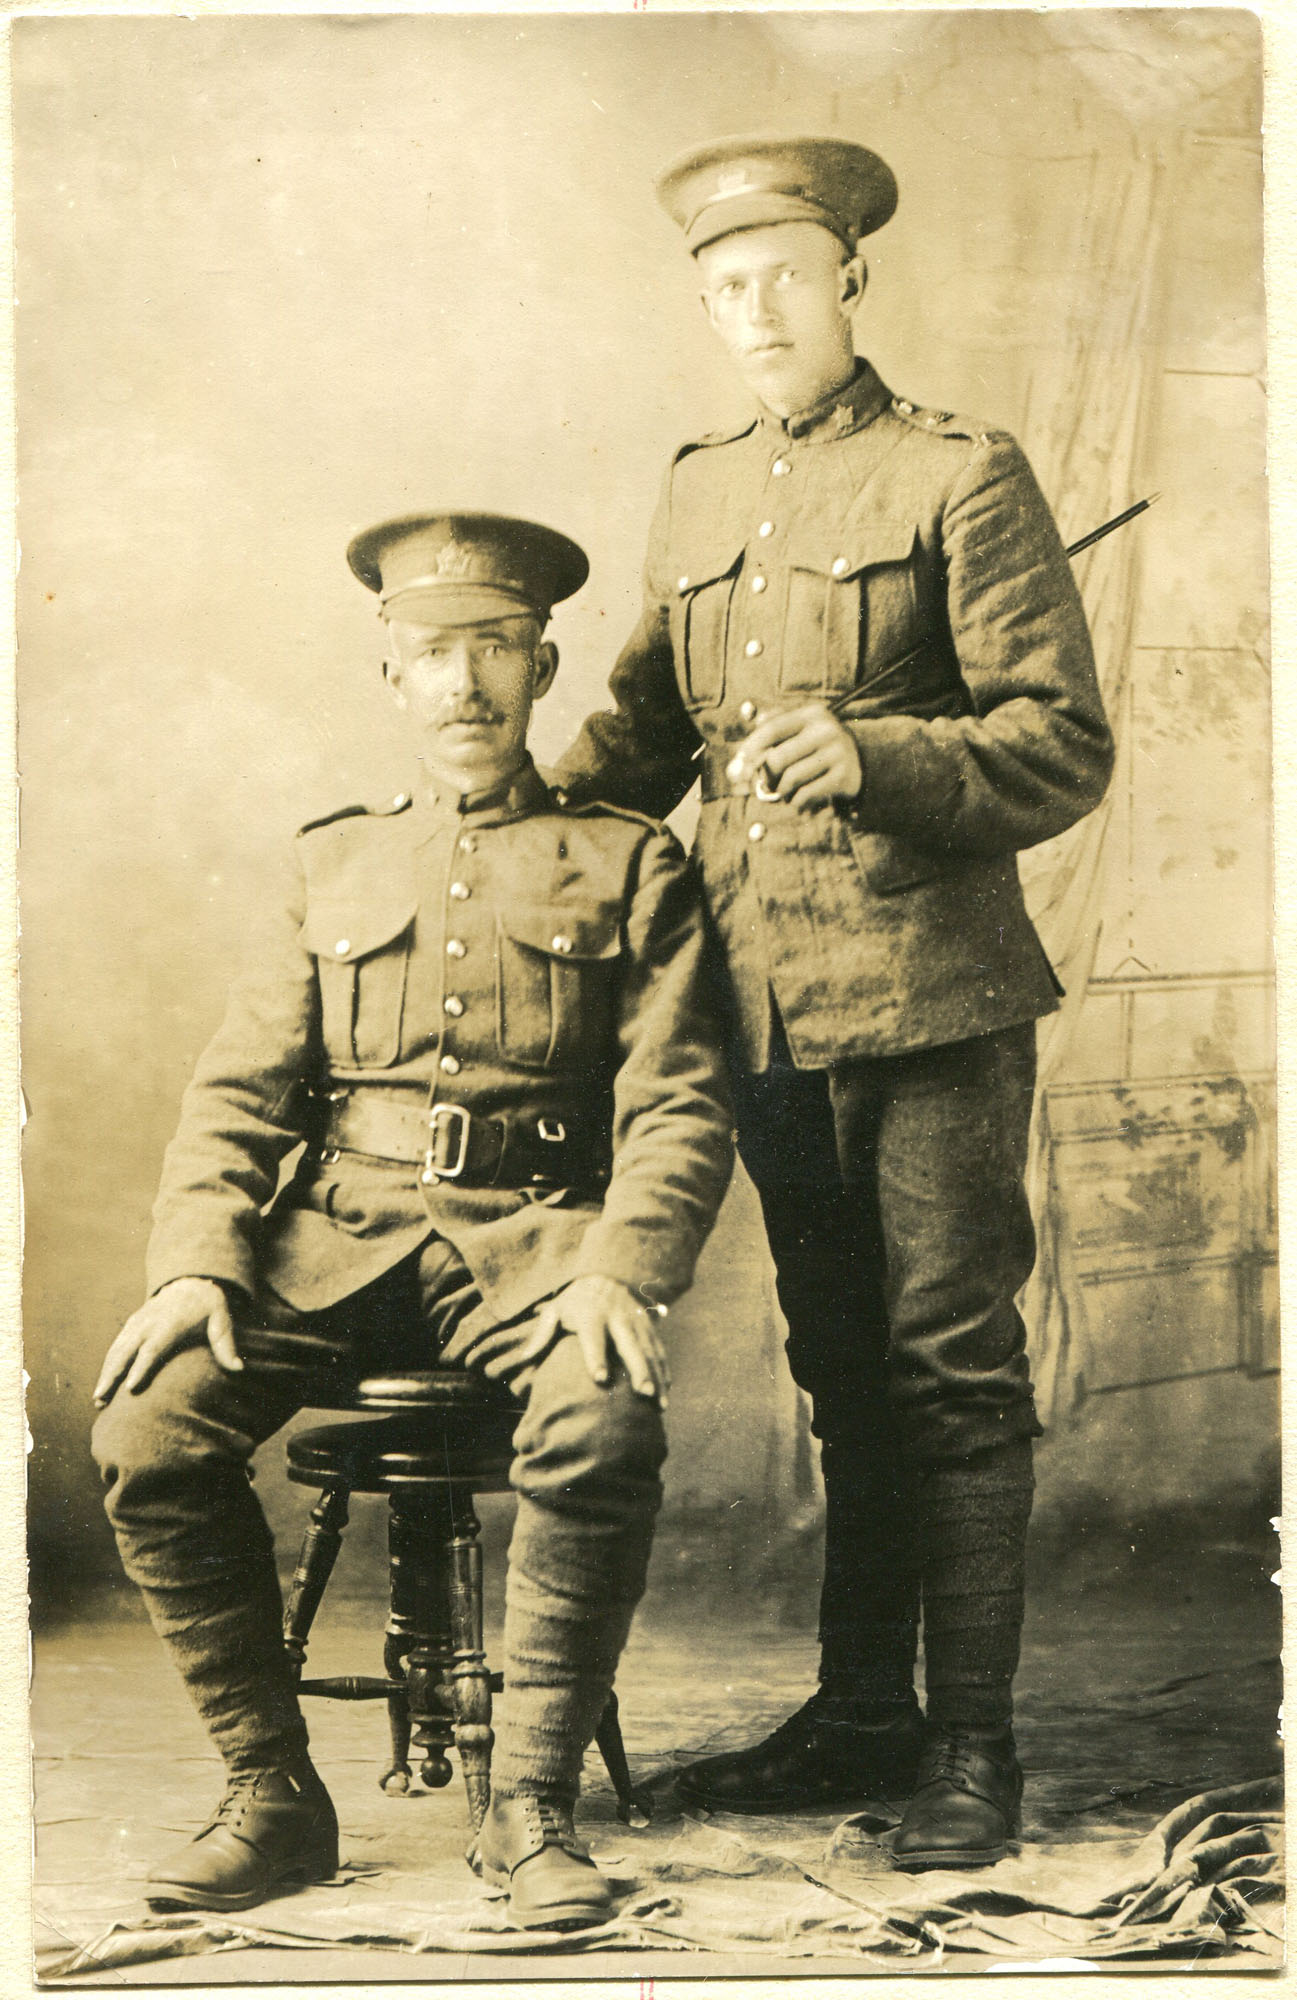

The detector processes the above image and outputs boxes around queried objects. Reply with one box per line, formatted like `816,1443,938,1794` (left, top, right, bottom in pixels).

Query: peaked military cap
347,512,589,626
657,134,897,255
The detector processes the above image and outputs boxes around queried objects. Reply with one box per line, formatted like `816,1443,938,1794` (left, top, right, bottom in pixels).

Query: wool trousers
731,1010,1041,1725
91,1239,665,1797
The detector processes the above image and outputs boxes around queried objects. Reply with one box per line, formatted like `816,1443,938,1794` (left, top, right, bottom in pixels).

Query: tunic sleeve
846,436,1115,855
568,827,733,1304
144,845,321,1299
555,469,704,819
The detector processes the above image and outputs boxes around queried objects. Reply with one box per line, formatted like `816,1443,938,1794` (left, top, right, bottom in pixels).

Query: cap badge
715,166,753,194
433,540,478,580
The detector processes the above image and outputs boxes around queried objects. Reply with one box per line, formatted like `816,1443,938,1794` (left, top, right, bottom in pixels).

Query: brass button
739,699,757,723
772,457,791,477
443,995,464,1017
446,939,466,959
744,639,763,658
677,575,690,593
895,398,914,414
334,939,350,957
420,1168,435,1186
748,821,766,842
392,792,408,809
552,934,573,955
831,557,849,577
554,790,569,807
758,520,774,537
751,575,767,594
449,881,470,900
440,1053,461,1076
458,834,477,853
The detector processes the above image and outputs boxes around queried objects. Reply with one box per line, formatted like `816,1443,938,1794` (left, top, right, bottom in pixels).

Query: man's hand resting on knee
93,1277,243,1405
531,1276,669,1407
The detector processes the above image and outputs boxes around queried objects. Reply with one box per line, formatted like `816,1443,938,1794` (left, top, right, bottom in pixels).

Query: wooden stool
282,1368,646,1832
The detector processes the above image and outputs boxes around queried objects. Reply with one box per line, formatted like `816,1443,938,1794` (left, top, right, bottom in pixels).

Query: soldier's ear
382,653,409,710
840,255,867,313
533,641,560,701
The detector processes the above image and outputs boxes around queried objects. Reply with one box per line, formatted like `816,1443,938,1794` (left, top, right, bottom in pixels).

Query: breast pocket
667,545,744,710
302,899,417,1068
781,519,919,696
496,903,623,1070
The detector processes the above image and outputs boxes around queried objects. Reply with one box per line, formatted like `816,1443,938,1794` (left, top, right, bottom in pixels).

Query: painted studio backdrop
19,10,1272,1625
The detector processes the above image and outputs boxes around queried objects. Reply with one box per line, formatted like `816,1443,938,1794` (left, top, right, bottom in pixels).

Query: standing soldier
555,137,1115,1868
92,513,733,1927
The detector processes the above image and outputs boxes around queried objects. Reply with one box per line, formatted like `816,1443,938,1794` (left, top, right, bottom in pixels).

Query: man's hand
531,1275,670,1406
93,1277,242,1406
726,703,863,811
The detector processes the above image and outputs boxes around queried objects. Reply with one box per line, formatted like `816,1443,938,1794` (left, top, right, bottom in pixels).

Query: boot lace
920,1733,981,1789
205,1769,299,1838
530,1796,582,1855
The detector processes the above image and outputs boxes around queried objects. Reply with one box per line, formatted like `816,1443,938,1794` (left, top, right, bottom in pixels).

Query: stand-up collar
759,356,892,443
411,754,550,831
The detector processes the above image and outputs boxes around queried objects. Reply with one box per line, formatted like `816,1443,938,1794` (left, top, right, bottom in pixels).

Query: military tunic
96,755,733,1791
146,759,734,1334
556,360,1114,1073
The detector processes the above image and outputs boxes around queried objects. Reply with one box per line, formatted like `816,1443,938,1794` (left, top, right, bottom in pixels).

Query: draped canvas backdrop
17,10,1265,1596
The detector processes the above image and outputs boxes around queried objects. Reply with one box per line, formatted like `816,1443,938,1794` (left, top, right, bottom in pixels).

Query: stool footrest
299,1676,407,1700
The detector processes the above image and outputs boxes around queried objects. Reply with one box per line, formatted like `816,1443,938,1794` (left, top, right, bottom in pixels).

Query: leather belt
319,1089,611,1189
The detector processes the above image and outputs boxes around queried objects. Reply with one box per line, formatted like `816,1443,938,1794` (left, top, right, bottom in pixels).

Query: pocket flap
671,542,745,595
785,517,917,579
302,899,417,964
498,903,623,961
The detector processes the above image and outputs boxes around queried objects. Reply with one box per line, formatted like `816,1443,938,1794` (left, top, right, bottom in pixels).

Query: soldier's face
697,221,864,417
383,613,558,794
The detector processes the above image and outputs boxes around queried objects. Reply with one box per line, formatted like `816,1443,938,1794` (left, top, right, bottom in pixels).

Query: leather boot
676,1694,924,1814
891,1727,1022,1870
474,1793,614,1930
145,1764,339,1911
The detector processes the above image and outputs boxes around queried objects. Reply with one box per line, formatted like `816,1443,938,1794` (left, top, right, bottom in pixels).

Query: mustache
437,700,505,726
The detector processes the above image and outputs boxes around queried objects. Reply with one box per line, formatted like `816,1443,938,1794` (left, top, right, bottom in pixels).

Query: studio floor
31,1526,1283,1982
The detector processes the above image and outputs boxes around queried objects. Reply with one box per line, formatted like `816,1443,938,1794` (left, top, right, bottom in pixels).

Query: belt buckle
537,1117,567,1144
425,1102,472,1180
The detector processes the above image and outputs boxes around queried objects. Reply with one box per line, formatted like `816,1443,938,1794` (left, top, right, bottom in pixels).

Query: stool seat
287,1414,515,1493
350,1369,518,1415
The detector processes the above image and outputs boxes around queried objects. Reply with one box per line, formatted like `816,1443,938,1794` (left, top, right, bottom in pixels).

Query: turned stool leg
380,1501,418,1795
596,1689,651,1826
446,1488,493,1832
283,1483,351,1678
392,1490,456,1791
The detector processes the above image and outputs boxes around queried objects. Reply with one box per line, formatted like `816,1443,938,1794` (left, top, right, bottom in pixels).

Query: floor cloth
36,1773,1281,1976
33,1546,1282,1981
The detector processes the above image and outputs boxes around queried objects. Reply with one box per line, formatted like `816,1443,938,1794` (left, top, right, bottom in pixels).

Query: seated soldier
91,512,734,1930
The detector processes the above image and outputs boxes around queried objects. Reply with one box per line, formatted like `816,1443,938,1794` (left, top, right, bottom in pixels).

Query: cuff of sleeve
569,1221,695,1308
146,1242,258,1303
843,715,955,834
